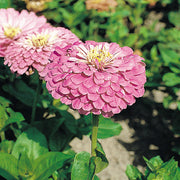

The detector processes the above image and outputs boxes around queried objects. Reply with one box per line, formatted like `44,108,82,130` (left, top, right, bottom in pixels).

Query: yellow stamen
87,46,113,64
31,34,49,47
4,26,21,39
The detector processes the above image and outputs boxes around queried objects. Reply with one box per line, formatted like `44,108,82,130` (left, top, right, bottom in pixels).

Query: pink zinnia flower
4,27,80,76
0,8,47,57
44,41,146,117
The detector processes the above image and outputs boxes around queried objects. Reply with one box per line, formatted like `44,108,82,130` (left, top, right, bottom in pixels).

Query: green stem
31,79,42,125
0,131,5,141
91,115,99,157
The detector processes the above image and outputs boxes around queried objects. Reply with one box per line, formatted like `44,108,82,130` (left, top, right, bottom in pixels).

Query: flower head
4,27,80,76
0,8,47,57
85,0,118,12
44,41,146,117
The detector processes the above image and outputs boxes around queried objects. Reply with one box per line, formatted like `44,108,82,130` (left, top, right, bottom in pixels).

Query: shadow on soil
113,94,180,168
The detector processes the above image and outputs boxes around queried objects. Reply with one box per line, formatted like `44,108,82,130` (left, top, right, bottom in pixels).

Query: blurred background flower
0,8,46,57
85,0,118,12
22,0,52,12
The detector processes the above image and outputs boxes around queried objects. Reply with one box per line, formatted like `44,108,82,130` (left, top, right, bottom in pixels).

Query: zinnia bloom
0,8,47,57
4,27,80,76
44,41,146,117
85,0,118,12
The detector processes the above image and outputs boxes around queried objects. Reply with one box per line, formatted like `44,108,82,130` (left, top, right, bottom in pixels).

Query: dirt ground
70,90,179,180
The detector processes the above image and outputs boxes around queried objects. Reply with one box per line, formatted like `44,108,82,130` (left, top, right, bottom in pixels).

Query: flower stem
31,79,42,125
91,115,99,157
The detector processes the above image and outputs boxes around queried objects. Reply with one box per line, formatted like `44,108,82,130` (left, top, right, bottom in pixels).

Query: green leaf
12,128,48,161
94,141,108,173
97,115,122,139
94,175,100,180
61,111,77,134
4,112,25,128
0,96,11,108
49,130,71,151
168,11,180,28
71,151,95,180
124,34,138,47
143,157,156,172
125,165,143,180
0,152,18,180
0,0,11,8
160,158,178,178
146,156,163,170
163,95,173,109
159,45,180,65
0,140,14,154
2,80,36,107
0,104,8,130
163,73,180,86
17,152,33,178
150,46,158,61
32,152,73,180
175,167,180,179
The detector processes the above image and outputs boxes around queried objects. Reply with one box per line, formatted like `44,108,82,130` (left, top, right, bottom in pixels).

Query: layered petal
44,41,146,117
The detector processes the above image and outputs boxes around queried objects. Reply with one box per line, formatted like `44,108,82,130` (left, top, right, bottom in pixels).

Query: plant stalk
91,115,99,157
31,79,42,125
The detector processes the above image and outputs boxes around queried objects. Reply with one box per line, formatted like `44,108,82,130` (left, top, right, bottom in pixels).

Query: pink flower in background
44,41,146,117
0,8,47,57
4,27,80,76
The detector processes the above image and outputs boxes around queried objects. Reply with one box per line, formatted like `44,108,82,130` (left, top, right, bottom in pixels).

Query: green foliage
1,0,180,178
97,115,122,139
126,156,180,180
0,127,73,180
71,151,94,180
81,114,122,139
0,0,11,8
71,141,108,180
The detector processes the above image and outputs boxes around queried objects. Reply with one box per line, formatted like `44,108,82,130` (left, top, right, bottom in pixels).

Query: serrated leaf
12,128,48,161
97,115,122,139
147,156,163,170
0,152,18,180
32,152,73,180
126,165,143,180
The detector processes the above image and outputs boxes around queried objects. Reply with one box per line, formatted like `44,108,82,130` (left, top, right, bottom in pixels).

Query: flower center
4,26,21,39
31,34,49,47
91,0,104,3
87,46,113,68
